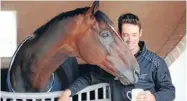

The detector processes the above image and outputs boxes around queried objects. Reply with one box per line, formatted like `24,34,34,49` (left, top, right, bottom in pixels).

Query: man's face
121,24,142,53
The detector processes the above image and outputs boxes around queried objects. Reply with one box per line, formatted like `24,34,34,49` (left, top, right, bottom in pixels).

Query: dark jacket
69,41,175,101
134,41,175,101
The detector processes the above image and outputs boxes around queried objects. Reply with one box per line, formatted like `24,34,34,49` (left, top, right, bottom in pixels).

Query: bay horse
7,1,140,92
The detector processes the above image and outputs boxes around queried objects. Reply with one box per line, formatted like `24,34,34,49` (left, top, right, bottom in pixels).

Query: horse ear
87,1,99,15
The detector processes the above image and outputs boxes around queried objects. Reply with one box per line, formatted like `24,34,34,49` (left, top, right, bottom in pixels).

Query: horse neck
31,44,71,89
28,32,76,89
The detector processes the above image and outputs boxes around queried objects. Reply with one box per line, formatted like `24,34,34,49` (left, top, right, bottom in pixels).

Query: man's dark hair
118,13,141,36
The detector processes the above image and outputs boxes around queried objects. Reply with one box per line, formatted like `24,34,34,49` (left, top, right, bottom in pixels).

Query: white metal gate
0,83,111,101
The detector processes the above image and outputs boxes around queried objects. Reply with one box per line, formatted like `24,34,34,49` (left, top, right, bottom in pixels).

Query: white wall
0,11,17,57
169,49,186,101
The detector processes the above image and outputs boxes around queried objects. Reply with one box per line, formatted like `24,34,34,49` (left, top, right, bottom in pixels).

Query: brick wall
165,35,186,66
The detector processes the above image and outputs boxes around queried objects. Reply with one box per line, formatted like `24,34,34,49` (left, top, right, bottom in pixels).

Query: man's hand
136,91,156,101
58,89,71,101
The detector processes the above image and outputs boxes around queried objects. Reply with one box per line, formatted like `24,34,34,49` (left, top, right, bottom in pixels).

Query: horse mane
33,7,114,39
33,7,89,38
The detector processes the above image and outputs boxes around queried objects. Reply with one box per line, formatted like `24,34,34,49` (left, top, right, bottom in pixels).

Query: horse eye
99,30,114,46
101,31,110,38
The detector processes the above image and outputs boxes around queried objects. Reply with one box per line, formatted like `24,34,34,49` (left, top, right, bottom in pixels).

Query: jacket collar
135,41,147,58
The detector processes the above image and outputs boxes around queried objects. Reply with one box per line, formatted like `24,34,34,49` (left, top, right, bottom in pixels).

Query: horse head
8,1,140,92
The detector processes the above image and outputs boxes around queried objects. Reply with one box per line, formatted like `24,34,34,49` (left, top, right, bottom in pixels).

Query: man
59,13,175,101
117,13,175,101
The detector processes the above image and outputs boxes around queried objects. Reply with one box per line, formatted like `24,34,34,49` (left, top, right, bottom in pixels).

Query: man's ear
118,30,122,37
118,30,120,35
140,29,143,37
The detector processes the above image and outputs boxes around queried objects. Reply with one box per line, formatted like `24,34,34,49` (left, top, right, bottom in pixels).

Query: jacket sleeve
69,72,105,96
153,59,175,101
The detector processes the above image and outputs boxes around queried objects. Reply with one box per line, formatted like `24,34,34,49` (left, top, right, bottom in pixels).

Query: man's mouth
127,44,134,48
128,43,134,46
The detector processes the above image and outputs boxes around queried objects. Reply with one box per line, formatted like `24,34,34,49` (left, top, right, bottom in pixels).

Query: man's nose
126,36,133,43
